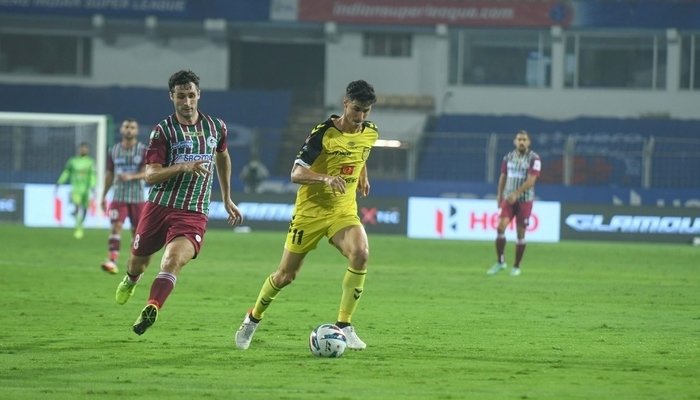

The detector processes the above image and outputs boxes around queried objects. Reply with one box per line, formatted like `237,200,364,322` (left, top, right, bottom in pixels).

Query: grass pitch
0,223,698,400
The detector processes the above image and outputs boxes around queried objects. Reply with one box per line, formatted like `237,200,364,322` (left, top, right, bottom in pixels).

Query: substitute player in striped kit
100,118,146,275
487,130,541,277
114,70,243,335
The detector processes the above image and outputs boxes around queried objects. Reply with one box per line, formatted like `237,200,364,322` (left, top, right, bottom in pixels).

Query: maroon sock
148,272,177,309
514,242,527,268
495,236,506,264
108,235,120,261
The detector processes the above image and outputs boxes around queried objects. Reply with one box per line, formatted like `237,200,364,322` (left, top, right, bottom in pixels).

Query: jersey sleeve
529,155,542,177
145,126,168,165
295,123,326,168
56,159,72,184
216,119,227,153
106,147,115,173
138,143,147,169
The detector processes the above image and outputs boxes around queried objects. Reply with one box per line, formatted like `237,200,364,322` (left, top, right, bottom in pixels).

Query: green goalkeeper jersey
57,155,97,193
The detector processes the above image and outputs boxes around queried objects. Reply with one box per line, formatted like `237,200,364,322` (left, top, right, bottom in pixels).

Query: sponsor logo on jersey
326,150,352,156
149,130,159,140
173,139,194,150
340,165,355,175
174,154,214,163
187,131,204,136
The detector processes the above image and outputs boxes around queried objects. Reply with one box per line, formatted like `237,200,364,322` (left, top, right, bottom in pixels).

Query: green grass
0,223,698,400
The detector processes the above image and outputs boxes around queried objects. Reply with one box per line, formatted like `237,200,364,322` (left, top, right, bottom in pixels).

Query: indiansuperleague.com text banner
290,0,571,27
407,197,561,242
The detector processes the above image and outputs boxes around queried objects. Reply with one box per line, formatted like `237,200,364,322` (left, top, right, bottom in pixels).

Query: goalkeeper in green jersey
55,142,97,239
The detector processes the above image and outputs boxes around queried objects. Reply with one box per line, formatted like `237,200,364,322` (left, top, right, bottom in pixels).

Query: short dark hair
168,70,200,92
345,80,376,105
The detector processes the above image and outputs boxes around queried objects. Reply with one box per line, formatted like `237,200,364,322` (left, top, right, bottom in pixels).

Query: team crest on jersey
362,147,371,161
207,135,218,149
340,165,355,175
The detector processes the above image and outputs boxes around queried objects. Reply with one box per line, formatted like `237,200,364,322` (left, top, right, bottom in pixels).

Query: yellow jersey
293,115,379,217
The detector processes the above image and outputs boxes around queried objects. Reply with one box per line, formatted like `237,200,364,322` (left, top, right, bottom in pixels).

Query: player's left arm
357,166,370,197
214,148,242,226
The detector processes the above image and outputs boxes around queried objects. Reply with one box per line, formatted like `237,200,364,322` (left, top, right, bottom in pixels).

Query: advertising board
407,197,560,242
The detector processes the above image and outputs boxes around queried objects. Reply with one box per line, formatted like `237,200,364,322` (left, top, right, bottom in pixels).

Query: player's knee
348,247,369,269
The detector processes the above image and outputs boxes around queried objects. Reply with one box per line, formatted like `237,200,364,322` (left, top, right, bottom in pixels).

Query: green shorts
284,212,362,254
71,189,90,207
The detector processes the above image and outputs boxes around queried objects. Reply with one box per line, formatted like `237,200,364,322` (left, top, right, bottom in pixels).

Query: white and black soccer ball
309,324,347,358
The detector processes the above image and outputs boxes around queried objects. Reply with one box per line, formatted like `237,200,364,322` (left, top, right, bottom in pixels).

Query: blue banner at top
0,0,270,21
571,1,700,29
0,0,699,28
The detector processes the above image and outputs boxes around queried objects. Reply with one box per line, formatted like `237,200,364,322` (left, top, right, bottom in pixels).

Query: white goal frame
0,111,109,199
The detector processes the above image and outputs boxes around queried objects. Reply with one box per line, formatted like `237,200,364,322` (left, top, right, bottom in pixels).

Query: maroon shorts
131,202,208,258
499,200,533,227
108,201,144,228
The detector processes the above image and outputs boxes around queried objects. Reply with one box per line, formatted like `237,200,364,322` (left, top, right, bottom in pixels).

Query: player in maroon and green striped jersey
487,130,541,277
100,118,146,275
114,70,244,336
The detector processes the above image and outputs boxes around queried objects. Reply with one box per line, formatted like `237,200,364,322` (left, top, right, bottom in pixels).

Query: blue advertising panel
0,0,270,21
570,1,700,29
207,192,407,235
0,185,23,223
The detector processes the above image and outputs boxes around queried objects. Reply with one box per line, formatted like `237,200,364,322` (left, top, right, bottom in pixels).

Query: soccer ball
309,324,347,358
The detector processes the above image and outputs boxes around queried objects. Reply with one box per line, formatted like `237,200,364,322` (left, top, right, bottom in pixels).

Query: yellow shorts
284,212,362,253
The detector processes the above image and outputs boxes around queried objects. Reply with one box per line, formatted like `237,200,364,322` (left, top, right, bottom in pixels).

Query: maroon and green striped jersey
501,149,541,202
107,142,147,204
144,112,228,214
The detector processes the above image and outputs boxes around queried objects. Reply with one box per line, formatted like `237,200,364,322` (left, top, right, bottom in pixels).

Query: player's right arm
144,161,210,185
289,120,345,195
101,151,115,212
55,159,72,194
291,163,346,195
143,126,211,185
101,170,114,212
496,159,507,205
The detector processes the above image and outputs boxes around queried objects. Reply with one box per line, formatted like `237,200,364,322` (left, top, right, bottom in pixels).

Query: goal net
0,112,109,227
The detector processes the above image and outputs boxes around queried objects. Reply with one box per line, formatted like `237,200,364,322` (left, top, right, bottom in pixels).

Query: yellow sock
337,267,367,324
251,274,281,320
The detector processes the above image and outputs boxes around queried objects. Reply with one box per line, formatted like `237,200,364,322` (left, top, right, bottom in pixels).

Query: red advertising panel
297,0,572,27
